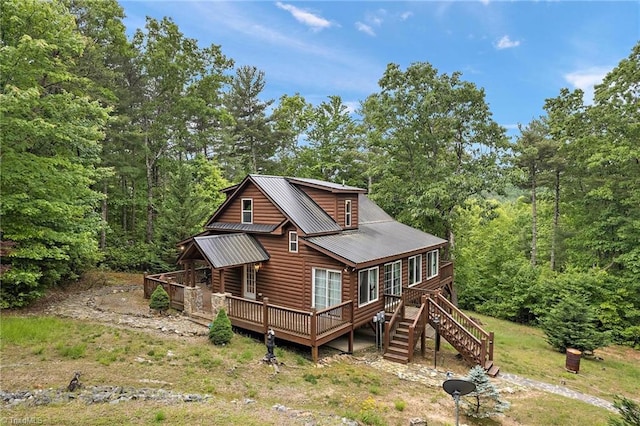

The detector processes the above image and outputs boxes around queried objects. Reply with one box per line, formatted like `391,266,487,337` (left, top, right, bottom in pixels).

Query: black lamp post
432,314,440,369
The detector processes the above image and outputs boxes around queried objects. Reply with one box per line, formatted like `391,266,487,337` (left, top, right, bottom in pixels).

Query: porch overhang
178,233,269,269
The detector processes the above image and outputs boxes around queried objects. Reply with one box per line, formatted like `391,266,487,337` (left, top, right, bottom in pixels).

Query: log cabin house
144,174,497,374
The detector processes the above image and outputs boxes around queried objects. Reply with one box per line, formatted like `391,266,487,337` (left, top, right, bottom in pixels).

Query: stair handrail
427,297,492,365
407,295,428,363
433,294,491,343
384,299,404,352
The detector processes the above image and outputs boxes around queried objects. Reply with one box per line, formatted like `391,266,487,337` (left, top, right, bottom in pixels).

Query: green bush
609,395,640,426
149,285,170,312
209,309,233,345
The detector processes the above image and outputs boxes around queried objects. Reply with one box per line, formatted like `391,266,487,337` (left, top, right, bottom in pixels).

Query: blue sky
120,1,639,138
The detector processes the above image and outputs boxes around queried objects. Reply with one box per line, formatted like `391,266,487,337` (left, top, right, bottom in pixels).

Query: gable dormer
287,178,365,230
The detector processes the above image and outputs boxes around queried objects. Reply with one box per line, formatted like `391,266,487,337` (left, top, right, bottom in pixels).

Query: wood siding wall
298,187,359,229
217,182,285,225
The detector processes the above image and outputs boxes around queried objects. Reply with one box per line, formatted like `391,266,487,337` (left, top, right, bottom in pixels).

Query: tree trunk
100,180,107,249
551,169,560,271
145,134,154,244
531,171,537,267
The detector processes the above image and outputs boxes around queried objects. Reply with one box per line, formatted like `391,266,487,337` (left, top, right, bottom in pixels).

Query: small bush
394,399,406,411
149,285,170,312
609,395,640,426
209,309,233,345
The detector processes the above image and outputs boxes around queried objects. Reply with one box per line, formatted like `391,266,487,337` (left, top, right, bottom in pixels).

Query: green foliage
609,395,640,426
461,365,509,419
540,293,610,353
102,242,169,273
208,309,233,345
149,285,170,312
303,373,319,385
0,0,109,308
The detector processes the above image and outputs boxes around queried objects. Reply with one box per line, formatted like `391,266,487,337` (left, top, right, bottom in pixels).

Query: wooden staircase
383,291,500,376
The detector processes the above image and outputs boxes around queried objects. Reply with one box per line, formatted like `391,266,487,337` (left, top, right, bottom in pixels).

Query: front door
243,264,257,300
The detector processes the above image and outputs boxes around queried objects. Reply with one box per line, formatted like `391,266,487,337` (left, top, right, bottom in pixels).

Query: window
408,254,422,286
384,260,402,296
345,200,352,227
241,198,253,224
427,250,439,279
313,268,342,310
289,231,298,253
358,267,379,306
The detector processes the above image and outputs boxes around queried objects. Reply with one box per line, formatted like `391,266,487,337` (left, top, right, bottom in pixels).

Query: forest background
1,0,638,350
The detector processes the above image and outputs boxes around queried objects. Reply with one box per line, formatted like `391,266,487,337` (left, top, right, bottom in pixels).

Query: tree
209,309,233,345
297,96,366,187
361,62,509,246
512,118,557,267
461,365,509,419
540,292,610,353
269,93,314,176
609,395,640,426
149,284,170,312
221,65,277,180
0,0,109,307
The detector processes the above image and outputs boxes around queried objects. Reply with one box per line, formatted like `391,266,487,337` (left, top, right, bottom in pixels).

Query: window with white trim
427,250,439,279
408,254,422,286
358,267,379,306
345,200,352,227
384,260,402,296
312,268,342,310
241,198,253,224
289,231,298,253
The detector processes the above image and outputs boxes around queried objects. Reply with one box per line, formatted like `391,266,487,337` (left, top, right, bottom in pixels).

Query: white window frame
408,254,422,286
241,198,253,224
289,231,298,253
345,199,352,227
358,266,379,307
427,250,439,279
384,260,402,296
312,268,342,310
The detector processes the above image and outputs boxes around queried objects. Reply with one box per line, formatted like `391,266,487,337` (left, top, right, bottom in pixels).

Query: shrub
609,395,640,426
209,309,233,345
149,285,170,312
540,293,610,353
461,365,509,419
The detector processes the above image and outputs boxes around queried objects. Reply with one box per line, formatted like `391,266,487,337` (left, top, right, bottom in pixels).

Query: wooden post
348,301,354,354
310,309,317,362
263,297,270,340
218,269,225,294
408,325,415,363
480,336,487,366
489,332,495,361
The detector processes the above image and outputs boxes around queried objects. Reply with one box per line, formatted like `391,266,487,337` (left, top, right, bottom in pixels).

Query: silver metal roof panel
194,234,269,268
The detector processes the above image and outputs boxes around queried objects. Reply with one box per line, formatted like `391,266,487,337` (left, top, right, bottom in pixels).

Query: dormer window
242,198,253,224
345,200,352,227
289,231,298,253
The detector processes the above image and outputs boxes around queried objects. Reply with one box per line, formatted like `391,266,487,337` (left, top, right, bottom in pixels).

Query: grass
0,274,638,425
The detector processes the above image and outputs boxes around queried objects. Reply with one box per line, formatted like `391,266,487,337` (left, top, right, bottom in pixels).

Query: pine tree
609,395,640,426
149,285,170,312
209,309,233,345
461,365,509,419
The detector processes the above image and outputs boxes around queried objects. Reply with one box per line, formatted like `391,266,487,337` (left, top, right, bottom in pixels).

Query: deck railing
225,296,353,360
383,297,404,352
407,295,428,362
144,272,185,311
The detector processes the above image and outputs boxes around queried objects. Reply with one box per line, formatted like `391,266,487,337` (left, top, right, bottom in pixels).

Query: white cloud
495,35,520,50
400,11,413,21
275,2,332,31
479,0,490,5
564,66,610,104
355,21,376,37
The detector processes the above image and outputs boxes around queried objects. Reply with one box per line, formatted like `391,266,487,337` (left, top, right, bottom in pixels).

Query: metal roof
305,221,446,267
205,222,278,233
193,234,269,268
286,177,366,193
250,175,342,235
358,193,394,224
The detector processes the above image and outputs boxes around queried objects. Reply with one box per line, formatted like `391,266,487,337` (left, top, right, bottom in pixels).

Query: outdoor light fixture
443,379,476,426
254,262,262,271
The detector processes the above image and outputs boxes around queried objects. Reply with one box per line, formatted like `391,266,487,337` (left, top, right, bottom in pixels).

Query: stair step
389,339,409,348
486,365,500,377
383,352,409,364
